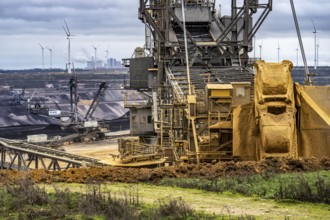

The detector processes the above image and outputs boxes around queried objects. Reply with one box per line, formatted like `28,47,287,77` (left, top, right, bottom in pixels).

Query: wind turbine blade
63,26,69,36
311,18,317,32
38,43,43,49
64,19,71,36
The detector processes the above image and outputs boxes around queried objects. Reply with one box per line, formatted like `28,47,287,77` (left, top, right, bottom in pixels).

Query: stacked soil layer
0,157,329,184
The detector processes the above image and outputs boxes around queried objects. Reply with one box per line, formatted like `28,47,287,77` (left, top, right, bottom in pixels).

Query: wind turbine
63,20,73,74
311,18,318,70
296,47,299,67
105,49,109,69
38,43,45,70
277,42,280,62
259,41,263,60
47,45,54,69
253,35,256,59
316,39,320,67
92,45,98,69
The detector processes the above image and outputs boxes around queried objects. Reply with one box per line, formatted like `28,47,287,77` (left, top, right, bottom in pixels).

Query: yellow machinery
233,60,330,160
118,60,330,164
254,60,297,159
116,1,329,165
295,84,330,158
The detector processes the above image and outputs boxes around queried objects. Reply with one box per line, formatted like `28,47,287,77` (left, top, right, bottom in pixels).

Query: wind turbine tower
316,40,320,67
253,36,256,59
311,18,318,70
47,45,54,69
277,42,280,62
63,20,73,74
296,47,299,67
259,41,263,60
105,49,109,69
92,45,98,69
38,43,45,70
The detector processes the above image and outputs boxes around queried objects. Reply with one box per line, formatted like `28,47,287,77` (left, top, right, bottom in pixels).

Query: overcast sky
0,0,329,70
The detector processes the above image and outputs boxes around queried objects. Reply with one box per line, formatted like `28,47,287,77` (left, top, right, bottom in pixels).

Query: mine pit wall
296,85,330,158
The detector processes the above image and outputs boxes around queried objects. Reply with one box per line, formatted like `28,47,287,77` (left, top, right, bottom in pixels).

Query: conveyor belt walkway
0,137,105,171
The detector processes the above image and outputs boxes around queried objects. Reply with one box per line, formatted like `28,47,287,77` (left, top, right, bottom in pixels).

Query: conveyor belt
0,137,105,170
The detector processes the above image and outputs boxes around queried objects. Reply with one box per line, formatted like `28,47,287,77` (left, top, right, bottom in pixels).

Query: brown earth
0,157,329,185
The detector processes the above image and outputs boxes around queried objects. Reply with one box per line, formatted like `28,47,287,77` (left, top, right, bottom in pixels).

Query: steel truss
0,138,102,171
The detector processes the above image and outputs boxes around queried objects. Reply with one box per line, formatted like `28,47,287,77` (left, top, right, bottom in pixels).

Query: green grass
42,181,330,220
1,171,329,219
159,171,330,203
0,178,223,220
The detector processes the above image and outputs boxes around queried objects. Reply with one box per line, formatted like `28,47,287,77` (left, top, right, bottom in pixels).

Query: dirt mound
0,157,329,184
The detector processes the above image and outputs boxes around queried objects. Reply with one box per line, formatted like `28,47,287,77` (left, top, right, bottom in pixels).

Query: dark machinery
28,80,110,144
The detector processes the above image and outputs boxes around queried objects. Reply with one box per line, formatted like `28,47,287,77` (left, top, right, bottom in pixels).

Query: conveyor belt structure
0,137,105,171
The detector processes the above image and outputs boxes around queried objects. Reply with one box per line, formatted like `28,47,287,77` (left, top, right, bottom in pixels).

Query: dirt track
0,157,329,184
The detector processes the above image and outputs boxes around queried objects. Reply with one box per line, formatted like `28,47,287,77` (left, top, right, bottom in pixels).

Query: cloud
0,0,329,69
0,0,140,36
0,0,145,69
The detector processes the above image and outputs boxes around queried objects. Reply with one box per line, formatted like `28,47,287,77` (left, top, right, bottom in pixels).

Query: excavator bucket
234,60,330,161
234,60,298,160
295,84,330,158
255,60,297,159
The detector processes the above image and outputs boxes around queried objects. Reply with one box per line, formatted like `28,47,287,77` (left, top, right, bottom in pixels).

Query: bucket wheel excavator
114,0,329,166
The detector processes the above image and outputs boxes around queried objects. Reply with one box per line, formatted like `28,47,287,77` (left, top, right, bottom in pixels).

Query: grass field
0,171,329,219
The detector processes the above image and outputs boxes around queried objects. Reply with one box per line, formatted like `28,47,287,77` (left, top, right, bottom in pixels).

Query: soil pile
0,157,329,184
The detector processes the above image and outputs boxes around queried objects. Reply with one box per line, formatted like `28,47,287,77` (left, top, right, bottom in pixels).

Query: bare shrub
79,183,104,216
79,183,138,219
52,185,76,209
5,173,48,209
25,206,65,220
103,191,136,220
315,173,330,204
156,196,194,219
276,173,330,203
